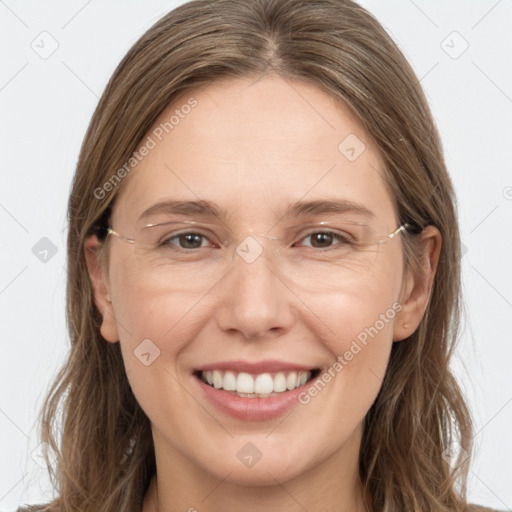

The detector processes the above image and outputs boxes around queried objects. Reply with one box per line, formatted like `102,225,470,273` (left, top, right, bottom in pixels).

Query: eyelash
160,230,354,251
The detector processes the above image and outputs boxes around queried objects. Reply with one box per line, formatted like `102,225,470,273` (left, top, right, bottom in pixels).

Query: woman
17,0,503,511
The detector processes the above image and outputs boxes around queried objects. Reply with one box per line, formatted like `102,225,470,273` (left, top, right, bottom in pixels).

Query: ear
84,235,119,343
393,225,442,342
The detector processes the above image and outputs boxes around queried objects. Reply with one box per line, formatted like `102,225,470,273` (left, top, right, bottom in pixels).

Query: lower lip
194,374,313,421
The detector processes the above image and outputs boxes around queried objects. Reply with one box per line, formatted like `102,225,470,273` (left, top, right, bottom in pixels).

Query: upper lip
194,360,318,374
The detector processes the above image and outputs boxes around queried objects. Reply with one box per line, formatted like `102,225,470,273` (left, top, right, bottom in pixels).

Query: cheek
318,294,397,405
110,251,208,337
295,254,403,421
107,255,206,385
109,270,205,427
306,253,403,353
294,282,400,449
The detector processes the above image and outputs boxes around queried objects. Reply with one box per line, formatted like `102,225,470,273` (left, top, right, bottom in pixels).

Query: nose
215,240,296,340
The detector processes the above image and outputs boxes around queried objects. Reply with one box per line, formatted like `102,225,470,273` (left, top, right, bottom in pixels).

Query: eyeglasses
100,219,411,293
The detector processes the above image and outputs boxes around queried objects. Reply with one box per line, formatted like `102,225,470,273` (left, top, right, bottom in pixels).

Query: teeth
200,369,312,396
254,373,273,394
223,371,236,391
274,372,287,392
212,370,223,389
286,372,297,390
237,372,254,393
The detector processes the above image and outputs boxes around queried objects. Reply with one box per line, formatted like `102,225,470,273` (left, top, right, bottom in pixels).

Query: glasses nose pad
229,232,283,266
256,232,284,270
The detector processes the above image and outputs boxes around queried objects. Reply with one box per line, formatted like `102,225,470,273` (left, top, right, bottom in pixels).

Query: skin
85,75,441,512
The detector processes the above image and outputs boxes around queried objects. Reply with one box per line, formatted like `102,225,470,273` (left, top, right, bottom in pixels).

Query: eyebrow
139,199,229,221
285,199,375,219
138,198,375,222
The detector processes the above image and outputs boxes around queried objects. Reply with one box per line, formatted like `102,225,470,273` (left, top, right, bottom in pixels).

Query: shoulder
15,502,504,512
466,504,506,512
15,505,54,512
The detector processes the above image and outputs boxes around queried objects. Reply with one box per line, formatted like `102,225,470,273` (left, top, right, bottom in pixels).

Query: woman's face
89,75,417,486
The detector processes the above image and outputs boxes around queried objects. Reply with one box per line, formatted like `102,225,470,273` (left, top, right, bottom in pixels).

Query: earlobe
84,235,120,343
393,226,442,342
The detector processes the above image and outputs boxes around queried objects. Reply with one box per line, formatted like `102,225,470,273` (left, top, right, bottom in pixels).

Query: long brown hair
20,1,473,511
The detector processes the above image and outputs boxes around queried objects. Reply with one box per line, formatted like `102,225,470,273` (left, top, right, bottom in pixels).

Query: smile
193,362,321,421
198,369,317,397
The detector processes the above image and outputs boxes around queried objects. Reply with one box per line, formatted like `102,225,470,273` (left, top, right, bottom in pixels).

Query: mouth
193,368,321,398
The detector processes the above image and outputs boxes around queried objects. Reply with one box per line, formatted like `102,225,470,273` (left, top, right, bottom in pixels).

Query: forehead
112,75,397,227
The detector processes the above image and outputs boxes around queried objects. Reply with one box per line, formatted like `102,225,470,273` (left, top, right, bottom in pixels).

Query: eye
164,232,213,249
297,231,352,250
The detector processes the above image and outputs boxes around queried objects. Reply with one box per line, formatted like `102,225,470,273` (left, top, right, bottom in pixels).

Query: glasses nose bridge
223,233,288,305
231,231,282,265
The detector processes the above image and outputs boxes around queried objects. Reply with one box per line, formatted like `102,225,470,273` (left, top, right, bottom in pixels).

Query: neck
142,424,369,512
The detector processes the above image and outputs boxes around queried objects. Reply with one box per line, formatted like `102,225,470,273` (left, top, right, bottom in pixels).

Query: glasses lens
118,220,402,293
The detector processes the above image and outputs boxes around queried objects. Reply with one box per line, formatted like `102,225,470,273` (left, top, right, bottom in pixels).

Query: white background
0,1,511,510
